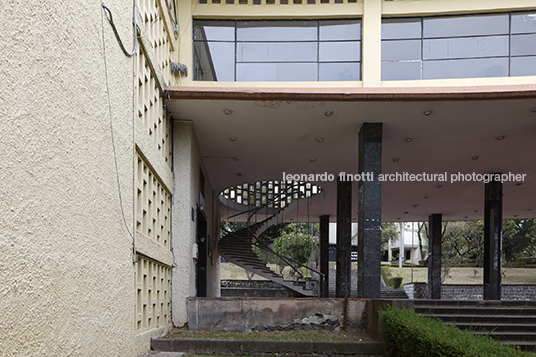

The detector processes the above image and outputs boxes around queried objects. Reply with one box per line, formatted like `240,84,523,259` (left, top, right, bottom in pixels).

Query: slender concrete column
484,174,503,300
336,178,352,298
357,123,382,299
320,215,330,298
428,214,442,299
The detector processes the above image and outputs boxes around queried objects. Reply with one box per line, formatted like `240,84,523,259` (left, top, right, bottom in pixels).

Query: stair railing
221,182,325,295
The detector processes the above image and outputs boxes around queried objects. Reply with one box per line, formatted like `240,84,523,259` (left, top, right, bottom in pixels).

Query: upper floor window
193,19,362,82
381,11,536,81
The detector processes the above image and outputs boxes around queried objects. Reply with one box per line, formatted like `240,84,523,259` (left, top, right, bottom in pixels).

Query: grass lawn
388,266,536,285
165,328,369,341
221,262,536,285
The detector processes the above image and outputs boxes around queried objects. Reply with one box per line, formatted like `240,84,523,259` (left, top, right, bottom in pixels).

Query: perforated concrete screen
136,153,172,249
135,255,171,330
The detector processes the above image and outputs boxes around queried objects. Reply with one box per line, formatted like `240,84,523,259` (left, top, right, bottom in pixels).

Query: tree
272,229,318,275
502,219,536,263
381,222,399,256
417,222,428,267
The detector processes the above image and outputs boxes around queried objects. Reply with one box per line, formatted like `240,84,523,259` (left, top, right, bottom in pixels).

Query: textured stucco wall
171,122,220,327
0,1,167,356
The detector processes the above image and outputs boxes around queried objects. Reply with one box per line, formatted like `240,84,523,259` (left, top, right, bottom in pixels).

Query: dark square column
320,215,330,298
428,214,442,299
357,123,382,299
336,178,352,298
484,174,503,300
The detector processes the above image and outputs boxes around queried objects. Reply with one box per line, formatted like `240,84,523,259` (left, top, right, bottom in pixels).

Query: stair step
456,323,536,332
415,307,536,316
415,300,536,353
431,315,536,324
504,341,536,351
473,331,536,342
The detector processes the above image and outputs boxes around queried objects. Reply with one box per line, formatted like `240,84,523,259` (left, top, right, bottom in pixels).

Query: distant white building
387,223,421,265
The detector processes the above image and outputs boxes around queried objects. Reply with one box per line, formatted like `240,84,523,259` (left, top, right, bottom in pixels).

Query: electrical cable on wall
102,1,137,57
100,2,136,256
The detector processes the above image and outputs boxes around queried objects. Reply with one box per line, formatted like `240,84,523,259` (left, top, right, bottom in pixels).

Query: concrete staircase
218,221,319,297
414,299,536,352
380,287,409,300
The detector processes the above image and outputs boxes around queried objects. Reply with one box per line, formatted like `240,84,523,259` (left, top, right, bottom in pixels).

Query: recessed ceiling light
516,183,522,186
405,138,414,143
424,196,429,199
229,137,237,142
233,157,240,161
528,209,533,212
436,185,442,189
324,110,334,117
222,108,234,115
413,204,418,208
474,210,478,213
464,216,468,219
397,217,401,220
404,211,409,214
514,215,519,218
309,158,316,162
316,138,324,143
496,135,506,141
392,158,400,162
236,172,242,177
471,156,479,160
530,107,536,113
423,110,434,116
353,218,356,221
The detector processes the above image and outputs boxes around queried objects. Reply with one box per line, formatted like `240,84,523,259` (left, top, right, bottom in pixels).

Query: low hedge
387,276,403,289
380,307,532,357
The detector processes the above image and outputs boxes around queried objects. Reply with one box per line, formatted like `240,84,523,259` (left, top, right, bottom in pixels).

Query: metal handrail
220,182,325,291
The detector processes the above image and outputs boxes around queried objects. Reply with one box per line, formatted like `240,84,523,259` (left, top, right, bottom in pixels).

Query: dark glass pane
193,41,235,81
382,18,421,40
237,42,317,62
511,12,536,34
236,63,317,81
381,62,421,80
237,21,317,41
319,62,360,81
423,57,508,79
423,14,509,38
194,20,235,41
511,34,536,56
382,40,421,61
511,56,536,76
319,41,360,62
423,36,508,60
319,19,361,40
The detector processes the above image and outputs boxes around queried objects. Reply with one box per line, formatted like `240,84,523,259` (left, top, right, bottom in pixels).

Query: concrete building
387,222,421,264
2,0,536,355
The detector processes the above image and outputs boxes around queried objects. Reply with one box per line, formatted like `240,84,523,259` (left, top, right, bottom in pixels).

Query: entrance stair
218,182,326,297
414,299,536,352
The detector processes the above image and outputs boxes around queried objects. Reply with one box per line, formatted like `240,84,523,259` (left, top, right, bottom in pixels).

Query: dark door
196,209,207,297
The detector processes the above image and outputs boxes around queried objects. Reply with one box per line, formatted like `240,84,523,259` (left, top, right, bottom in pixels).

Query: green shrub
387,276,403,289
381,266,392,281
380,308,532,357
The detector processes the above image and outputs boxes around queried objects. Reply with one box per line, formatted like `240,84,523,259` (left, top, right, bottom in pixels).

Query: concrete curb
152,338,385,356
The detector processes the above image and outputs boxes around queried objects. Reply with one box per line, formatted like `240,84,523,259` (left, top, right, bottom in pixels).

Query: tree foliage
440,219,536,268
381,222,399,254
503,219,536,263
257,223,318,274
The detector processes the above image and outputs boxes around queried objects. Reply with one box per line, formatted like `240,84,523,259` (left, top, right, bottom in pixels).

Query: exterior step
152,338,385,356
414,300,536,351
